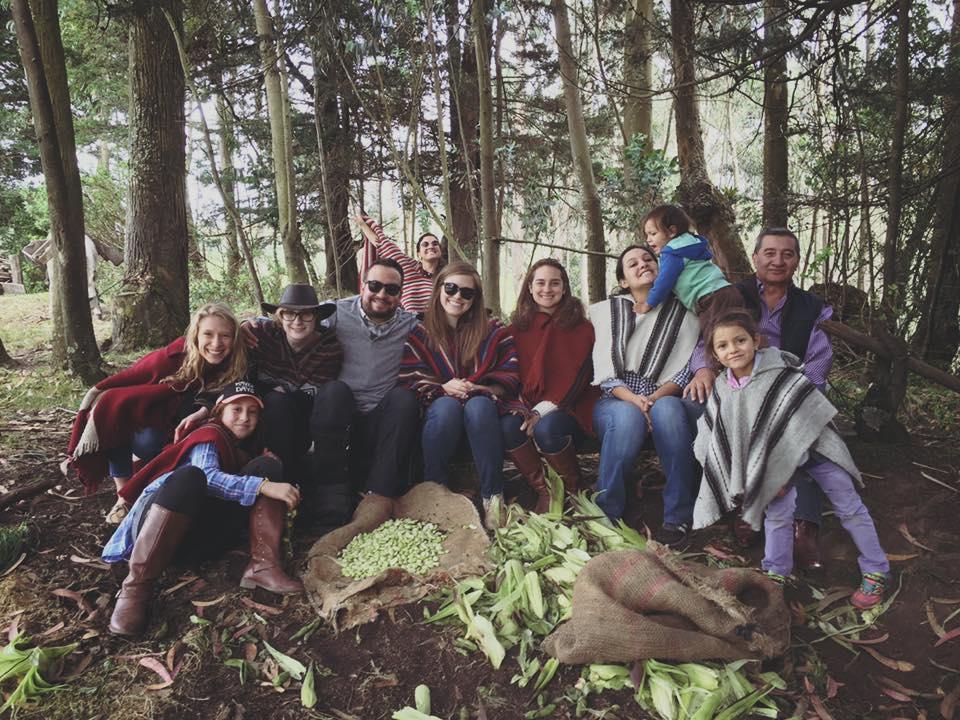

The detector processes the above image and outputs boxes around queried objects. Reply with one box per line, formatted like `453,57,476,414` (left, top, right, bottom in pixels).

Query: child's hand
260,480,301,510
174,406,209,443
633,301,651,315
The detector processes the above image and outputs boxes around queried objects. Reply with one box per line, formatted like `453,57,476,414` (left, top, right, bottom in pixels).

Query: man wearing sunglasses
313,258,421,525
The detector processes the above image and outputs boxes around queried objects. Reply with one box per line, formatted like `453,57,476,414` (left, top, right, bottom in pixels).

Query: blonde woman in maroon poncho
504,259,598,512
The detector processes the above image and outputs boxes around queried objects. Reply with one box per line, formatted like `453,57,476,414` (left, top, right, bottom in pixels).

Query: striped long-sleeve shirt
360,216,436,313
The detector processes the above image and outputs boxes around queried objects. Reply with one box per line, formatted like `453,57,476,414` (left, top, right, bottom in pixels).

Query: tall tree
12,0,103,383
623,0,654,159
252,0,308,283
551,0,606,303
913,0,960,368
474,0,499,313
762,0,789,227
670,0,751,279
446,0,481,263
215,78,242,278
113,0,189,349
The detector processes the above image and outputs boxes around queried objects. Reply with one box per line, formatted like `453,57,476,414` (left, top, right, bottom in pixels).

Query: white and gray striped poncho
692,348,860,531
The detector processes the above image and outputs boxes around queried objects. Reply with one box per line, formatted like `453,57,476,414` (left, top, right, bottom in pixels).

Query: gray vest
323,296,418,412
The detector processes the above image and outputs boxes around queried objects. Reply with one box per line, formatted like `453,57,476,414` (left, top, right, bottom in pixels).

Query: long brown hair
162,303,247,392
511,258,586,331
423,261,488,366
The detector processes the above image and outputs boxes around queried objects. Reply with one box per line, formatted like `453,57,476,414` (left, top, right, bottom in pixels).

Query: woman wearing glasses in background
399,262,521,530
241,284,343,521
355,213,444,315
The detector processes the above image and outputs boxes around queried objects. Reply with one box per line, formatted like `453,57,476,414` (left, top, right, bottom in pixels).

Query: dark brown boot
542,439,582,495
240,497,303,594
506,439,551,514
793,519,823,570
109,505,192,636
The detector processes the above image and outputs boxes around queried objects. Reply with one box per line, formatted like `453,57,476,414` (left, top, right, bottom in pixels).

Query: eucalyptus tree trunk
445,0,481,263
762,0,789,227
623,0,653,159
551,0,606,303
879,0,911,321
114,0,189,350
12,0,103,382
670,0,751,280
473,0,499,313
215,81,242,278
912,0,960,368
252,0,308,283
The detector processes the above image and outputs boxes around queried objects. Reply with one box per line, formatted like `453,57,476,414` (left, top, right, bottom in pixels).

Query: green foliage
0,634,77,717
0,523,28,573
597,135,678,234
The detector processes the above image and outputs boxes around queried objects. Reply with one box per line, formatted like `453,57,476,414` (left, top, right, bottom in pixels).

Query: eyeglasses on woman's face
442,282,477,301
278,309,316,323
365,280,402,296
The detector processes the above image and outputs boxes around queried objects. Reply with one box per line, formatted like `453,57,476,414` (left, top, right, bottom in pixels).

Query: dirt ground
1,354,959,719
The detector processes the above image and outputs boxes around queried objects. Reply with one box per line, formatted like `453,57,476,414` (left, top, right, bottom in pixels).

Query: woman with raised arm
355,213,443,314
67,303,247,524
399,262,520,529
503,259,597,512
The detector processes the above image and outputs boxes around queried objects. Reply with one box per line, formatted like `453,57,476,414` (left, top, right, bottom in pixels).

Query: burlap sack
543,545,790,663
302,482,492,630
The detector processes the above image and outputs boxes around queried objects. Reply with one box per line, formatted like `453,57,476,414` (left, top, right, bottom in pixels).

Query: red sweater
509,313,598,435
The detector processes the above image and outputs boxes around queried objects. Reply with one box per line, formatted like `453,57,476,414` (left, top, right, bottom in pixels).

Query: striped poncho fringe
693,348,861,531
398,319,522,414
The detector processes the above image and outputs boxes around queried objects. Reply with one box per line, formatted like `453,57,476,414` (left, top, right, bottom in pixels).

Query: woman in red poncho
503,259,598,512
66,303,247,524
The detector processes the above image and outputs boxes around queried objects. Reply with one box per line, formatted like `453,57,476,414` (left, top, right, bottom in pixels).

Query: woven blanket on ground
543,546,790,663
588,294,699,387
692,348,860,531
302,482,492,630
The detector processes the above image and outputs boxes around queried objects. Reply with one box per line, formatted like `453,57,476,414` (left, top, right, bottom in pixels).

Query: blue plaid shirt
600,366,693,398
102,442,263,563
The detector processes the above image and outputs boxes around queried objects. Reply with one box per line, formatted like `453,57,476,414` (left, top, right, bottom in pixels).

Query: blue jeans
422,396,506,499
107,427,167,478
592,396,702,524
501,411,585,453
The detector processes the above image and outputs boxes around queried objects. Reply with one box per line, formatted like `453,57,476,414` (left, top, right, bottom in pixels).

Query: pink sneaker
851,572,886,609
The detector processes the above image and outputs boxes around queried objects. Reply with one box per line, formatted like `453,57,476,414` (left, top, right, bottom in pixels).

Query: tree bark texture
253,0,308,283
446,0,481,264
623,0,653,158
474,0,500,313
552,0,606,303
12,0,103,383
312,40,359,295
0,335,13,366
879,0,911,319
913,0,960,369
114,0,190,350
762,0,789,227
670,0,752,280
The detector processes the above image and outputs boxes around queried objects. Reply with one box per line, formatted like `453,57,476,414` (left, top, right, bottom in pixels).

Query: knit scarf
589,294,699,387
692,348,860,531
117,422,243,504
249,321,343,393
67,337,191,494
398,319,522,414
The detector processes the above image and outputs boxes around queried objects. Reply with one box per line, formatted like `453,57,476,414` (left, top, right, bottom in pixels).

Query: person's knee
243,455,284,484
383,386,419,418
156,465,207,513
464,395,497,425
428,395,462,422
501,414,526,450
314,380,355,418
532,422,564,453
133,426,166,460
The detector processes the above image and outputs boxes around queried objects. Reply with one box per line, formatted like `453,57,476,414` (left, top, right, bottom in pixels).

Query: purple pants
762,458,889,577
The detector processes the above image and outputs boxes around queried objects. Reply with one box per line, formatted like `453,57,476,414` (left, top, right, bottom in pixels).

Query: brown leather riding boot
793,519,823,570
109,505,192,636
542,439,582,495
507,439,551,514
240,497,303,594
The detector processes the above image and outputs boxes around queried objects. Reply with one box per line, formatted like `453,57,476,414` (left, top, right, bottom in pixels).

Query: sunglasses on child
443,282,477,301
277,309,316,322
365,280,402,296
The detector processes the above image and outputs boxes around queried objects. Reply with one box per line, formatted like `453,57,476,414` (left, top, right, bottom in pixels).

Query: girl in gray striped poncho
693,310,888,610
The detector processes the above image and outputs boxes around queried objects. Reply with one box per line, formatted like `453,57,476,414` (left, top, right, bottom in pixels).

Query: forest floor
1,293,959,720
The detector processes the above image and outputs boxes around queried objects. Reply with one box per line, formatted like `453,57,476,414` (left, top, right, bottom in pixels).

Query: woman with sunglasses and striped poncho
399,262,521,530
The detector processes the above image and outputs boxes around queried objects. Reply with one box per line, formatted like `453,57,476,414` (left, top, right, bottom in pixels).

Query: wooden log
821,320,960,394
0,477,59,509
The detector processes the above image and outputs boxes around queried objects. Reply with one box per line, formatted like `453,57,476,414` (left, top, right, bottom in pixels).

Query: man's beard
362,298,396,320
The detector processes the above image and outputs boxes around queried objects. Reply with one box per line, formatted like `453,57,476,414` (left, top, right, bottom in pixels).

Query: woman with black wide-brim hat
242,284,344,519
